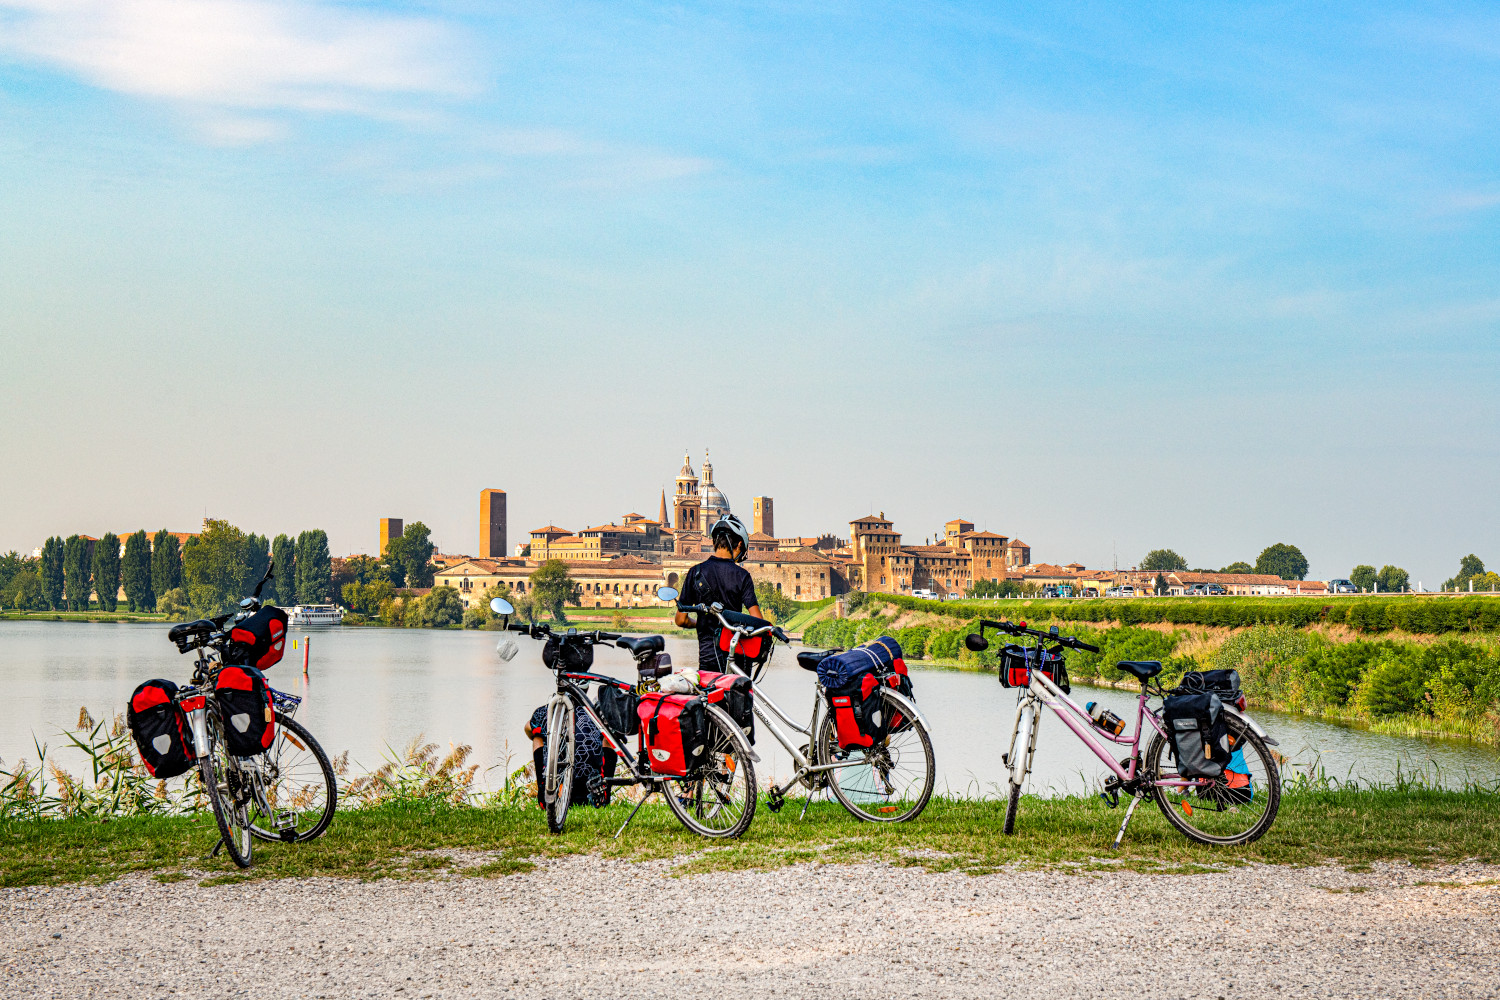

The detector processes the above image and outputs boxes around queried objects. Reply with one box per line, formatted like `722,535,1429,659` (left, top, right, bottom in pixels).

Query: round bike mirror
964,632,989,652
490,597,515,616
656,586,679,602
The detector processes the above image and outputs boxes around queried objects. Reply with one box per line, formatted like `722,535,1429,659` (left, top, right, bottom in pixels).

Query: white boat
286,604,345,628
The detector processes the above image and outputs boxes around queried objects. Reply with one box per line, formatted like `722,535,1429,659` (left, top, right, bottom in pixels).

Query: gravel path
4,858,1498,999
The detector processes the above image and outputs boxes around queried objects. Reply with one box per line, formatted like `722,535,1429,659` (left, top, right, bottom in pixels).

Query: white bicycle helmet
710,514,751,563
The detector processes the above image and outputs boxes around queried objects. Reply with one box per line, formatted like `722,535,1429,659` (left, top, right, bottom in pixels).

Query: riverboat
286,604,345,628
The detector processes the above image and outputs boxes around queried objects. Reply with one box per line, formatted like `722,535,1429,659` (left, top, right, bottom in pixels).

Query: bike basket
999,644,1067,691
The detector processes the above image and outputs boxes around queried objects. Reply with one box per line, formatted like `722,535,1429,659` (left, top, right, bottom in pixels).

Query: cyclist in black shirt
675,514,761,669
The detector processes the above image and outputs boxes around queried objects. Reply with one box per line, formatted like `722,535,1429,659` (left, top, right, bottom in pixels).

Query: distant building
847,512,1030,597
753,496,774,537
478,489,507,559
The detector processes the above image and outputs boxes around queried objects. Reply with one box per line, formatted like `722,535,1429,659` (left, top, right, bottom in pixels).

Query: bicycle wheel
1002,702,1036,836
248,713,337,844
816,690,934,823
544,699,575,834
1147,714,1281,846
200,716,253,868
662,703,757,838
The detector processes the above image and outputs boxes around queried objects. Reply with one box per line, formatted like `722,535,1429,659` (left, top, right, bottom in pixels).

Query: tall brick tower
479,489,507,559
673,453,701,532
753,497,774,538
379,518,403,557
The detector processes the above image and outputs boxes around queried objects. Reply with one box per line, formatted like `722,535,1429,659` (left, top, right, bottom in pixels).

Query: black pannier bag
127,679,196,778
1161,691,1231,778
596,683,639,736
1174,669,1241,698
542,634,594,671
698,669,755,742
213,665,276,757
225,606,289,670
999,644,1069,693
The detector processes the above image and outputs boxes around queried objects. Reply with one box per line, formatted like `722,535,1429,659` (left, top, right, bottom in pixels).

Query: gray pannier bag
1161,691,1231,779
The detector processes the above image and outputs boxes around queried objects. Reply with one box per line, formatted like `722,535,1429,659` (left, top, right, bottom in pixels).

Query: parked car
1186,583,1209,596
911,589,938,600
1207,584,1227,595
1120,585,1136,597
1329,579,1358,594
1081,587,1099,598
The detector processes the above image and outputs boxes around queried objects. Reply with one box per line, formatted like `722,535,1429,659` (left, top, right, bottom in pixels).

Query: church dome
702,483,729,518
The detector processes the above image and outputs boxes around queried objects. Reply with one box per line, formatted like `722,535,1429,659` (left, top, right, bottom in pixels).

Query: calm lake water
4,620,1498,797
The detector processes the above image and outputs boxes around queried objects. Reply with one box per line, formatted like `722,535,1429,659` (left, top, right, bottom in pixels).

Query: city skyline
2,4,1496,586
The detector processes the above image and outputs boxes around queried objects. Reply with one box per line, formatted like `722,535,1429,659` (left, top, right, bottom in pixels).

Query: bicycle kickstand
209,837,226,859
614,789,656,840
1110,794,1143,851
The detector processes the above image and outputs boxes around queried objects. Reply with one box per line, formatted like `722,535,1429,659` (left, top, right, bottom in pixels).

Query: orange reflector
1181,799,1193,817
879,806,897,813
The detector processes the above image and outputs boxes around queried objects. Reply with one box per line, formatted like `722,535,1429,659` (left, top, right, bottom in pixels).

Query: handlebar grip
1075,640,1101,653
597,631,621,641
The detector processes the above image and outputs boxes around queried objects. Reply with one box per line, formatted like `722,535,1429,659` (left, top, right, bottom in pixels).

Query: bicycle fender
1223,704,1278,746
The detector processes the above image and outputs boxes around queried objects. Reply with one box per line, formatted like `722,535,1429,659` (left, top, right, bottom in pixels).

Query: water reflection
3,621,1497,796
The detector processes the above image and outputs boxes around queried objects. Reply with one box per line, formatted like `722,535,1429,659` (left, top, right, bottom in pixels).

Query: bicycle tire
248,713,337,844
200,717,253,868
662,703,757,838
1001,702,1034,836
545,699,575,834
1003,780,1022,835
1146,715,1281,846
816,689,934,823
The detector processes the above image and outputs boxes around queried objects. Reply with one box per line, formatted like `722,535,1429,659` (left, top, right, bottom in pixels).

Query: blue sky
1,2,1496,584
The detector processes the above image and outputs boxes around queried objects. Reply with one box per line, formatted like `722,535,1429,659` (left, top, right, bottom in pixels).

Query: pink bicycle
967,619,1281,848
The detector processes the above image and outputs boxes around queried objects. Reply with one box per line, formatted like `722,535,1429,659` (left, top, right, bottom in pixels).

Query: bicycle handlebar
978,618,1101,653
679,603,790,644
506,621,622,644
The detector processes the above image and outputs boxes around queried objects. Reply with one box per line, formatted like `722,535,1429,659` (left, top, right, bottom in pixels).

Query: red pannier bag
827,672,908,751
636,692,709,776
226,606,289,670
213,665,276,757
697,670,754,743
127,679,197,778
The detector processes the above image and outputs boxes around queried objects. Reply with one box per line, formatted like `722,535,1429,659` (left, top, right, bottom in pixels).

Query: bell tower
673,452,701,532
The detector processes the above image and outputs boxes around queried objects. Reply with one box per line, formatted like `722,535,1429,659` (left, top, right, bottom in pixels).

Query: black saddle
1116,660,1162,680
796,649,836,673
167,619,215,643
617,635,665,658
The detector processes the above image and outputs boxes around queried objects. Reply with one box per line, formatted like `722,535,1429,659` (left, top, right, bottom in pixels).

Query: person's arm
746,605,762,620
675,568,698,630
739,570,762,621
675,609,696,629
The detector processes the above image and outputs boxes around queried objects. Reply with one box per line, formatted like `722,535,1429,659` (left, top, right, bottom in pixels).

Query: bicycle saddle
617,635,665,658
1116,660,1162,680
796,649,835,672
167,619,215,643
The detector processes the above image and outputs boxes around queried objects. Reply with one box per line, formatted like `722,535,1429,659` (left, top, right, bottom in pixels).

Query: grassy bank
4,786,1498,889
0,610,168,623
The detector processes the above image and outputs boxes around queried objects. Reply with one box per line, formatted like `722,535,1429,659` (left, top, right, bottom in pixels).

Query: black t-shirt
678,556,758,668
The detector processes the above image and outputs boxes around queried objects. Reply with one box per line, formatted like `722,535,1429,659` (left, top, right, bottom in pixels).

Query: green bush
1355,653,1429,718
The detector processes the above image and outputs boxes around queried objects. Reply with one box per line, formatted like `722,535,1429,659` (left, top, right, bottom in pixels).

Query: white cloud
0,0,472,113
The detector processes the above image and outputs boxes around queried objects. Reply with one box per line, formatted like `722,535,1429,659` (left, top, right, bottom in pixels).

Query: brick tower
479,489,507,559
753,497,774,538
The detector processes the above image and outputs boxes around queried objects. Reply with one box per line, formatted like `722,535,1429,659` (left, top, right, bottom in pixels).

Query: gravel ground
4,857,1499,999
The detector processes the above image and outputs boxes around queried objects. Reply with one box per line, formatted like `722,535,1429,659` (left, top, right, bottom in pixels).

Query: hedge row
860,593,1500,635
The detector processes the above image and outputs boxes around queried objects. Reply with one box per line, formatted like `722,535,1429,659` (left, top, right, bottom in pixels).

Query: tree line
0,521,338,616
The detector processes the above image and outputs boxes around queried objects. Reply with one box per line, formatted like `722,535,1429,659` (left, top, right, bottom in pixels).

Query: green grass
0,610,168,623
5,788,1497,888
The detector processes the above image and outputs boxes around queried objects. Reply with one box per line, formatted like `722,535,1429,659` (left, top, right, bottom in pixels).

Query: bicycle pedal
279,829,298,843
1099,790,1119,809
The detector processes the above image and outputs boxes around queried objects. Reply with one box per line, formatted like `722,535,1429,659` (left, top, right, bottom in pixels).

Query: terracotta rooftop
744,549,835,564
530,525,570,535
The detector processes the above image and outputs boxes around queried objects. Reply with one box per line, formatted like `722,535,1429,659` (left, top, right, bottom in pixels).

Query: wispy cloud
0,0,472,117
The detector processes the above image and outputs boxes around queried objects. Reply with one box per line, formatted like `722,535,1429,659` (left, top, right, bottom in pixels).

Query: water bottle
1086,701,1125,737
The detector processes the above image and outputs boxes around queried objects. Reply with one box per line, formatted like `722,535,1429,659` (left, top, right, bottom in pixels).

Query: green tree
151,530,182,601
40,537,65,610
92,532,121,612
529,559,576,622
966,578,1021,598
157,587,190,618
385,521,435,589
270,534,296,605
121,530,154,611
754,581,799,624
295,530,333,605
1220,561,1253,575
417,585,464,627
1350,565,1378,592
1443,554,1486,591
244,533,271,594
0,550,21,594
1377,565,1410,593
342,578,395,615
1254,543,1309,580
2,566,46,610
182,519,252,613
1154,573,1169,595
1140,549,1188,572
1354,653,1426,718
63,535,91,611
